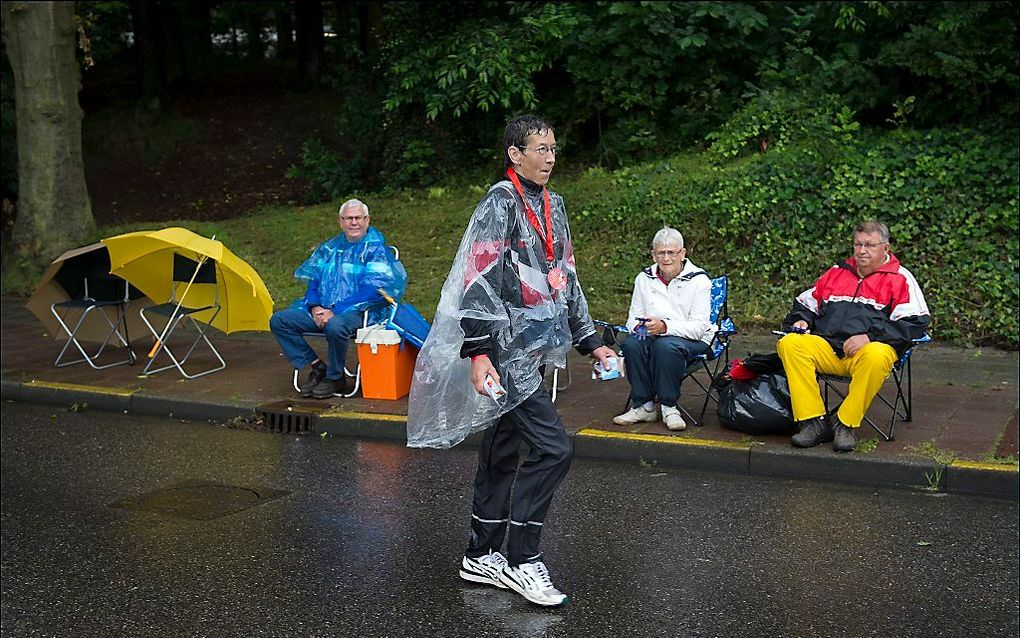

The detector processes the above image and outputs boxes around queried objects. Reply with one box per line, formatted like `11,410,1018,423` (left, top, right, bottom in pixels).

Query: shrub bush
563,123,1018,348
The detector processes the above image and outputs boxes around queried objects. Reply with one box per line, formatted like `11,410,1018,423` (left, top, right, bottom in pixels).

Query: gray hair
339,198,369,218
652,227,684,250
854,220,889,243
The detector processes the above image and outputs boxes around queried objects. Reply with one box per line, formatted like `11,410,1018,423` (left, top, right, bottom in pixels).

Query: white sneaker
459,550,509,589
662,405,687,431
612,405,659,426
498,561,568,607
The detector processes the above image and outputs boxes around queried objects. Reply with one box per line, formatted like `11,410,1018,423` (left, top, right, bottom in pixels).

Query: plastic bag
717,372,797,435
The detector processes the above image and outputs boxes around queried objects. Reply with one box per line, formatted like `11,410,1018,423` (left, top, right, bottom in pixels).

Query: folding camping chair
50,274,137,369
290,308,376,398
289,246,403,398
818,333,931,441
140,253,225,379
595,274,737,425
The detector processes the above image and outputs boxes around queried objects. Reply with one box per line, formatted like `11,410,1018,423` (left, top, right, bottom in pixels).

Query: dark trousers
465,384,573,566
620,335,709,408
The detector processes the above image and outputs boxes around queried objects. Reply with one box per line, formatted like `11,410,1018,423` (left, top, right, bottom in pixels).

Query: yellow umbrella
101,227,274,334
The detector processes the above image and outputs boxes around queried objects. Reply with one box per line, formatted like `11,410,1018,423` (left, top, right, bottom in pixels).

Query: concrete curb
3,378,1017,500
574,428,751,474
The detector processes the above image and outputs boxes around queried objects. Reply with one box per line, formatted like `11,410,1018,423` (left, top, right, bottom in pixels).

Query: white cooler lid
356,326,402,346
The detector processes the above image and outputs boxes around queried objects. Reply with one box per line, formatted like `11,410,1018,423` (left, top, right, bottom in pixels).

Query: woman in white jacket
613,227,717,431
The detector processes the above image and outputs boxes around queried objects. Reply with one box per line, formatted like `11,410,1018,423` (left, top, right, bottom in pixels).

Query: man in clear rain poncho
407,115,615,607
270,199,406,398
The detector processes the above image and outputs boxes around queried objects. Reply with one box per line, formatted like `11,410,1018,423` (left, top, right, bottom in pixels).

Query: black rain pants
465,384,573,566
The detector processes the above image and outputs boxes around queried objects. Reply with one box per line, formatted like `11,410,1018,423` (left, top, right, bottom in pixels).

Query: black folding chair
140,253,225,379
50,274,138,369
818,334,931,441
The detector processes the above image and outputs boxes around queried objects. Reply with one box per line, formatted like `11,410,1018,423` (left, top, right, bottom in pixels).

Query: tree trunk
295,0,323,90
182,1,213,68
1,1,93,260
275,6,294,59
245,8,265,61
158,1,188,89
359,1,383,57
128,0,166,108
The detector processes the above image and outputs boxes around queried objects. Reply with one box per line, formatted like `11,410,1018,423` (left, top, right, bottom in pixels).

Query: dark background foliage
2,0,1017,346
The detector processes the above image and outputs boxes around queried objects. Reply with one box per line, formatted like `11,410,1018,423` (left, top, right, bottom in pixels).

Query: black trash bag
717,371,797,435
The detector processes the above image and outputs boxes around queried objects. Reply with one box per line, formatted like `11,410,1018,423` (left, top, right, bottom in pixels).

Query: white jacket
625,260,716,345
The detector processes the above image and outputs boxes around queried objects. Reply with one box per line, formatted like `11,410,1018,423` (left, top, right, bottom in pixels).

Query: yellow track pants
776,333,896,428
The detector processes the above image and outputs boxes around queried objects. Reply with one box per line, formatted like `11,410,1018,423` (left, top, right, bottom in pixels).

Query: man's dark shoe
299,362,327,397
832,420,858,452
791,416,834,448
311,377,346,399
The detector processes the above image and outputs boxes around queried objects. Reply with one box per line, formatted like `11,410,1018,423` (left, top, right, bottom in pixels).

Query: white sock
642,401,656,411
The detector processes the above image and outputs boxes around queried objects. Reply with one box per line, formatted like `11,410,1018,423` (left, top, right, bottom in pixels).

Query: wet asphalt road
1,401,1017,638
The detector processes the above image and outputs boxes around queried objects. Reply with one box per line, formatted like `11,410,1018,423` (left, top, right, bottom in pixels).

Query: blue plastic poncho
291,227,407,323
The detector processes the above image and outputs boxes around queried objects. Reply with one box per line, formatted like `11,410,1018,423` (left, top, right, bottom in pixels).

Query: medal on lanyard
506,168,566,291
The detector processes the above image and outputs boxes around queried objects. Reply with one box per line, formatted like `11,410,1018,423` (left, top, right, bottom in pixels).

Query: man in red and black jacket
778,220,930,452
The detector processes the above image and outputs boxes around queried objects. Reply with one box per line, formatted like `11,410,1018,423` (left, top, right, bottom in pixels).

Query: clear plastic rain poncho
406,179,596,449
291,227,407,324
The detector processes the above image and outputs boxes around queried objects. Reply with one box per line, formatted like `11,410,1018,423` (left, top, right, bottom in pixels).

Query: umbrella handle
377,288,396,305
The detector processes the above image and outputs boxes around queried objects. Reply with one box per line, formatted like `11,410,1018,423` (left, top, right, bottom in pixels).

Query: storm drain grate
111,482,290,521
256,401,320,434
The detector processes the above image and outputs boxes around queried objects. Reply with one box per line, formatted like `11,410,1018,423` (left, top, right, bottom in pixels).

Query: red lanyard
506,168,554,262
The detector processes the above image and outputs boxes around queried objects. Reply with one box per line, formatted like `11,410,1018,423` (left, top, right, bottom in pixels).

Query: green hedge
562,124,1019,348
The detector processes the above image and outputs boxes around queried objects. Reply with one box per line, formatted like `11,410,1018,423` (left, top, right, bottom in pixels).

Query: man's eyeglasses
518,145,560,156
853,241,886,250
340,215,368,223
654,249,683,258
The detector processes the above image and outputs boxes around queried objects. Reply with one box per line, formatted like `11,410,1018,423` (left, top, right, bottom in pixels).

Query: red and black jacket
782,253,930,356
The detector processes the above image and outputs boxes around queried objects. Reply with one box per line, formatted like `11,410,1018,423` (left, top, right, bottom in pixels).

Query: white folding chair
289,246,400,398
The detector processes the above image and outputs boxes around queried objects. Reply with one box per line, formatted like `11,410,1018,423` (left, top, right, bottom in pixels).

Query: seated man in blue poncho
270,198,406,398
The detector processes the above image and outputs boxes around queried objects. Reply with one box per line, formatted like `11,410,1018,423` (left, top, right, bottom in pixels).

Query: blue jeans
269,308,363,381
620,335,710,409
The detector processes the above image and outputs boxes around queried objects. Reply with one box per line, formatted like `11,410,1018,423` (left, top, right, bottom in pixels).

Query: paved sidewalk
2,297,1017,499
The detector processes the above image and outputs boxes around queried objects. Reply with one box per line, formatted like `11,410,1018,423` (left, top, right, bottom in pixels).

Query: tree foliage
284,1,1016,191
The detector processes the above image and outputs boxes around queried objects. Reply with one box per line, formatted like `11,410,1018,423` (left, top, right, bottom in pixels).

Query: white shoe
662,405,687,431
613,405,659,426
459,550,509,589
498,561,568,607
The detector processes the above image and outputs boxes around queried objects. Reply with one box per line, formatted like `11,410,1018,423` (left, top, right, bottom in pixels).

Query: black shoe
311,377,346,399
299,362,327,397
832,420,858,452
791,416,834,448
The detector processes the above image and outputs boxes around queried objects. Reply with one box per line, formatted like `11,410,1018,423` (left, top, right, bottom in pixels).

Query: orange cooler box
355,328,418,400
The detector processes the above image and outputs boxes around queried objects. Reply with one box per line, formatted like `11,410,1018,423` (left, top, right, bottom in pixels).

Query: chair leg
904,357,913,422
141,310,226,379
821,377,893,442
695,351,729,426
343,363,360,398
51,304,135,370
